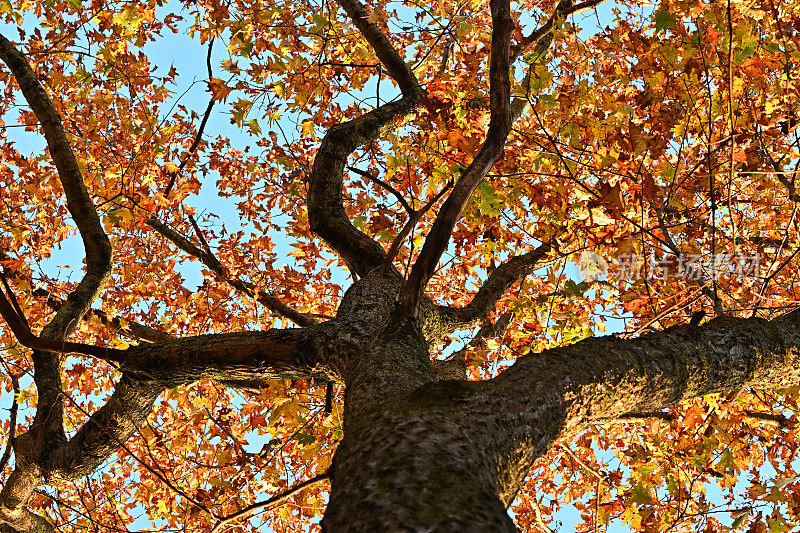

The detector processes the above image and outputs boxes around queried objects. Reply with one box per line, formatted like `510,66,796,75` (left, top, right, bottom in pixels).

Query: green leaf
478,181,499,216
564,279,584,297
731,510,749,529
638,464,658,475
294,431,316,445
654,9,676,33
539,94,556,110
630,482,652,505
767,517,791,533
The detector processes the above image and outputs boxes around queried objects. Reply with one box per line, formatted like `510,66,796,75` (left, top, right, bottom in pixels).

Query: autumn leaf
207,77,233,102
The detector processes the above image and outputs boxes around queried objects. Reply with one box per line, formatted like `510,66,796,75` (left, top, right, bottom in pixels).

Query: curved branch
146,216,316,327
0,465,53,533
0,34,114,473
396,0,513,318
508,0,610,123
308,0,424,278
510,0,608,63
436,238,559,332
0,34,112,339
334,0,418,92
43,374,161,483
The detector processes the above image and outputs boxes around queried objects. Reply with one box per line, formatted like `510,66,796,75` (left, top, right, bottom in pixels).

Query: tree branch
477,308,800,505
41,289,173,344
0,283,127,363
43,373,162,483
434,312,514,380
347,166,413,215
0,368,18,475
508,0,610,123
0,34,118,528
649,199,722,315
164,38,216,198
436,238,559,332
210,472,329,533
510,0,607,63
0,464,53,533
0,33,112,340
308,0,424,278
383,180,452,271
146,216,316,327
396,0,513,318
334,0,418,92
0,253,172,344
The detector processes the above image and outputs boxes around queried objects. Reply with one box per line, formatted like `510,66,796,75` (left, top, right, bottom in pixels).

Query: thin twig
347,165,413,214
209,472,330,533
531,495,555,533
560,444,606,483
146,216,316,327
164,38,216,197
0,360,19,475
383,180,453,270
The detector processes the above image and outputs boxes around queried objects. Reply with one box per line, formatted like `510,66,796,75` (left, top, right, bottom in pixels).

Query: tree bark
321,308,800,530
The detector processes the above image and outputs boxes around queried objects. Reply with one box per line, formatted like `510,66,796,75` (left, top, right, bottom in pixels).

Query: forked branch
0,33,116,532
437,238,560,333
307,0,424,277
396,0,513,319
0,34,112,339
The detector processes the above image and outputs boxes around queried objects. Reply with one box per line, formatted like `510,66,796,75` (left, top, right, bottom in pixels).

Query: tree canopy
0,0,799,531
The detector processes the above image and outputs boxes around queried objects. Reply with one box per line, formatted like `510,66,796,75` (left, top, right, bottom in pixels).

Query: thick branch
43,374,162,483
119,328,332,383
434,312,514,381
334,0,418,92
396,0,512,318
0,34,114,481
146,216,315,327
308,0,423,277
0,465,53,533
479,309,800,504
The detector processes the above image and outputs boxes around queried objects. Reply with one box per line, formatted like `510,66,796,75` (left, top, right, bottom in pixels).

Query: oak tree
0,0,799,531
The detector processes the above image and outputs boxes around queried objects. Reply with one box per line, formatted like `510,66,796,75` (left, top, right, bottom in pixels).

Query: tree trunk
321,309,800,530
